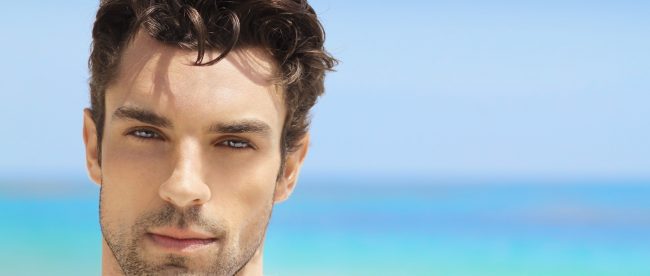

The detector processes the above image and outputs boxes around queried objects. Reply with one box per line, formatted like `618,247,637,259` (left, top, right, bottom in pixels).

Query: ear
274,133,310,203
83,108,102,186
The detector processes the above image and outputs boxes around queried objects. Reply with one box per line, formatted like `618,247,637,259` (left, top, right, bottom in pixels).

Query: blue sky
0,0,648,180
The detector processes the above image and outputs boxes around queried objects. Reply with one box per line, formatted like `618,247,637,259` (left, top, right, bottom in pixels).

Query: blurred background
1,0,649,275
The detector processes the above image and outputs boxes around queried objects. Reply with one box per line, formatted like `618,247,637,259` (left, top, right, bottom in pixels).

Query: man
81,0,336,275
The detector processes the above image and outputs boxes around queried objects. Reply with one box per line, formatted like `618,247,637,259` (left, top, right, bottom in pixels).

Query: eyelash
126,128,253,150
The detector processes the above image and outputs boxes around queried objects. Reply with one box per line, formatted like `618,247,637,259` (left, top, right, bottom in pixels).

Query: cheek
207,150,280,230
209,148,280,198
100,138,171,224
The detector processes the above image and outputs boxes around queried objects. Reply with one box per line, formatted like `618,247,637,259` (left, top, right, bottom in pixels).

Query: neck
101,239,265,276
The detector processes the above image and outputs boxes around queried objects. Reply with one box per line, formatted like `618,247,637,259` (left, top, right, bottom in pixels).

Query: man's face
82,32,303,275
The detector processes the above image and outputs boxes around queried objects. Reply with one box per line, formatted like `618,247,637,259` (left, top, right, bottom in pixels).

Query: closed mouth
146,229,218,251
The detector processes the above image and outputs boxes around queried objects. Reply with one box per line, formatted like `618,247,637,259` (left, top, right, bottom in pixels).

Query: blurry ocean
1,176,649,276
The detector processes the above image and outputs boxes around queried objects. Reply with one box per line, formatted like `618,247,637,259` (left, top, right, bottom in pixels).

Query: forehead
105,31,285,130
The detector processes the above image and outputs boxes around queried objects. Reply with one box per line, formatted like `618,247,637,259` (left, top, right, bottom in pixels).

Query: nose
158,139,211,208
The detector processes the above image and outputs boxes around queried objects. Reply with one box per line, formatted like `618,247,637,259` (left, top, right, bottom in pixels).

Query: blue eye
220,140,251,150
129,129,162,140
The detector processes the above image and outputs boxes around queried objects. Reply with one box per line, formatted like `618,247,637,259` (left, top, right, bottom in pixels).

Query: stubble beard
98,182,274,276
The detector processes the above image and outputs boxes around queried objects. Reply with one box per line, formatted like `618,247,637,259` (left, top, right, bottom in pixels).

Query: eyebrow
112,105,272,137
208,120,272,137
112,106,173,128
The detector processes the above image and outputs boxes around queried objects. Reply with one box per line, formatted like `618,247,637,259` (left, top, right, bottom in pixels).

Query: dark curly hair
89,0,337,163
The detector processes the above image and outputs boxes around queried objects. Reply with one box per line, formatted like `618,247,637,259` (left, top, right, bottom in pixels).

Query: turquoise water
1,178,649,275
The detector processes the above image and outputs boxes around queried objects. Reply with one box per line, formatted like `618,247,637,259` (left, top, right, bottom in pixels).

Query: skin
82,31,309,275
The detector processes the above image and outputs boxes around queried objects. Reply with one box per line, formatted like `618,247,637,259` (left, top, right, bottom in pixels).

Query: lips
147,228,218,251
